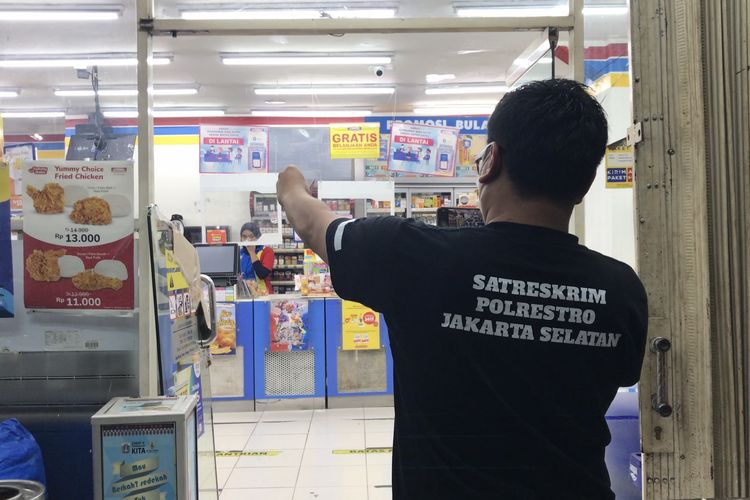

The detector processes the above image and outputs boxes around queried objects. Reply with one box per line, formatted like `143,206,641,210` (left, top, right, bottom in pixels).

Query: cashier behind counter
240,222,275,294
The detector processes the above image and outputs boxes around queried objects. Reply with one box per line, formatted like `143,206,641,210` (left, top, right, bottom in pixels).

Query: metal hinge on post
139,17,154,34
627,122,643,146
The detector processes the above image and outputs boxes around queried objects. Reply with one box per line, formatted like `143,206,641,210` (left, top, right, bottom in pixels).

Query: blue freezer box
253,298,326,409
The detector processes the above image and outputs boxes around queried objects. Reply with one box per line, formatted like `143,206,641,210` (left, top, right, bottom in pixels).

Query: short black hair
240,222,261,238
487,79,608,203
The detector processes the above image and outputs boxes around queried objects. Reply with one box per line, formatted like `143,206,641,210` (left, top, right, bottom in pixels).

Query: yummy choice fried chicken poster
22,161,134,310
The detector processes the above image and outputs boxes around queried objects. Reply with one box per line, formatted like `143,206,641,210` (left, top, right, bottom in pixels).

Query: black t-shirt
326,217,648,500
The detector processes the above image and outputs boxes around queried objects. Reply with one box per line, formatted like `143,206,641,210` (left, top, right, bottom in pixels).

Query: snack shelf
271,280,296,286
367,208,405,214
276,265,304,269
412,207,443,212
273,248,305,254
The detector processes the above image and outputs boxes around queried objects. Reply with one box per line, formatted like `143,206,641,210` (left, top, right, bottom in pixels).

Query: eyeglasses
474,142,495,174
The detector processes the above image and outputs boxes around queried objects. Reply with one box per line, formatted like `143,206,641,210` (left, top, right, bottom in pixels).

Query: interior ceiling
0,0,628,135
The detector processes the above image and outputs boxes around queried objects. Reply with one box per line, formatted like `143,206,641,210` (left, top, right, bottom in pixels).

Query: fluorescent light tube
0,55,171,68
582,6,628,15
0,9,121,21
222,55,391,66
0,89,19,98
254,87,395,96
252,110,372,117
56,86,198,97
1,111,65,118
55,89,138,97
425,85,508,95
182,8,395,20
426,74,456,83
152,87,199,96
102,110,139,118
154,109,225,118
103,109,225,118
455,6,568,17
413,106,492,115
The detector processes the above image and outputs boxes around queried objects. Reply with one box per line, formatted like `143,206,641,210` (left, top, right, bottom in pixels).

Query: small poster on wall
341,300,380,350
0,159,13,318
22,160,135,310
329,123,380,159
199,125,269,173
270,299,310,351
211,302,237,356
388,122,460,177
605,141,635,189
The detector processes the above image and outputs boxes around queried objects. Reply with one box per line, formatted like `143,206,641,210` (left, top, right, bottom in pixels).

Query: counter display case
252,297,327,410
324,299,394,408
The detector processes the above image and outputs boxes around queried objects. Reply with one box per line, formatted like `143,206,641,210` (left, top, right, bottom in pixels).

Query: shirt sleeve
253,247,275,279
325,217,407,314
239,250,252,279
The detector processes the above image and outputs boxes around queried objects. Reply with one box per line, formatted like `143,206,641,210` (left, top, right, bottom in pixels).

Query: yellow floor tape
332,448,393,455
215,450,282,457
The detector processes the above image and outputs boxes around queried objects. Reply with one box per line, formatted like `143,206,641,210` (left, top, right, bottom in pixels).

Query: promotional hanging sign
455,134,487,178
199,125,269,173
388,122,460,177
329,123,381,159
605,141,634,189
270,299,310,352
341,300,381,350
22,160,134,310
247,127,270,172
0,159,13,318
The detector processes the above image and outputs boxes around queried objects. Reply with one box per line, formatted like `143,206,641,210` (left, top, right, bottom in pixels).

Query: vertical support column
631,0,714,498
137,0,156,397
569,0,586,241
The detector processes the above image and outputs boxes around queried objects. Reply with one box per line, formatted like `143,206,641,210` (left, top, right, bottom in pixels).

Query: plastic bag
0,419,46,485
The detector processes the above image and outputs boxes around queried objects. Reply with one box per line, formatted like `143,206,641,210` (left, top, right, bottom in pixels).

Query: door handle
650,337,673,417
199,274,218,348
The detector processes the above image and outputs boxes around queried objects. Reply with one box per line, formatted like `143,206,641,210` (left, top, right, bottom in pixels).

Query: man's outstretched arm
276,166,339,263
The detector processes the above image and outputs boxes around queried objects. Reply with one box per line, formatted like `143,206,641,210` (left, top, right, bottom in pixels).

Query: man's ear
478,143,502,185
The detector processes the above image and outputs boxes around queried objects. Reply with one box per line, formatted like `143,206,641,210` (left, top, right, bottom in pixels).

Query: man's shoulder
579,246,644,290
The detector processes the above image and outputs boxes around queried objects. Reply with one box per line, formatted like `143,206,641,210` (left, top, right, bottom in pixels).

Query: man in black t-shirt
277,79,648,500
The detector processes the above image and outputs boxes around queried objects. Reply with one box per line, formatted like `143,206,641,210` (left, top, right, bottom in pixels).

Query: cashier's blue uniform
240,245,274,294
325,216,648,500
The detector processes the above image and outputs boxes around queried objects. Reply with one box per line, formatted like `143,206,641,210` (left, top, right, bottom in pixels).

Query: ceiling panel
0,0,628,134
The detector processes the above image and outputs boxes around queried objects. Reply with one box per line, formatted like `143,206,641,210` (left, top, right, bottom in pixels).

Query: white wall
154,144,202,223
584,85,637,269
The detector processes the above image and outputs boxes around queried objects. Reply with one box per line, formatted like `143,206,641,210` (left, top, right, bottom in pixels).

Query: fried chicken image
26,183,64,214
72,269,123,291
69,197,112,225
25,249,66,282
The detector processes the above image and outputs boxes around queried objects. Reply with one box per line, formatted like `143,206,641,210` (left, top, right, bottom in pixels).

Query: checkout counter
208,291,395,411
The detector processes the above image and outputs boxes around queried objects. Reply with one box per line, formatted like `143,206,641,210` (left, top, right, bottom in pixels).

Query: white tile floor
211,407,395,500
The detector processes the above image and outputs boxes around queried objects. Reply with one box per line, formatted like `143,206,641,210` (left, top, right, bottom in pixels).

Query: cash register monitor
194,243,239,286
